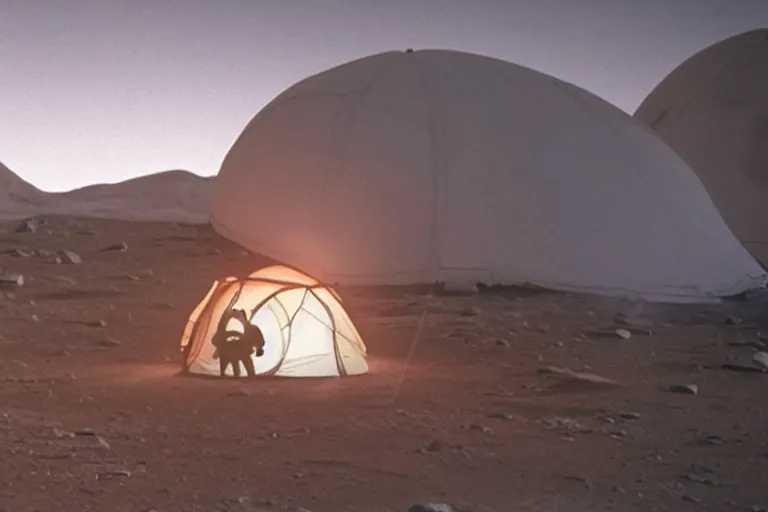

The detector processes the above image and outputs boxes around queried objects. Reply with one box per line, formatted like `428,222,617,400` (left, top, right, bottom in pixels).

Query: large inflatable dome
635,29,768,267
212,49,765,302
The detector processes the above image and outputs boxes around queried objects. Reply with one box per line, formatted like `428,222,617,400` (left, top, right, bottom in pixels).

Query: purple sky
0,0,766,192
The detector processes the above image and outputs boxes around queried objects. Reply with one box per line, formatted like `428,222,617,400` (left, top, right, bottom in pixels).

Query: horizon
1,0,766,193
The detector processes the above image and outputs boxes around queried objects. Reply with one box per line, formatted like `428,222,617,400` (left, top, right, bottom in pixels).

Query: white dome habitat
212,49,766,303
635,29,768,268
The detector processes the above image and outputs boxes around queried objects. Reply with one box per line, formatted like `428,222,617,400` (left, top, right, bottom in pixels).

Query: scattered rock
487,412,520,421
669,384,698,395
682,472,717,487
721,363,766,374
96,469,131,480
538,365,622,386
615,328,632,340
425,439,443,452
103,241,128,252
409,504,455,512
460,306,480,317
468,423,492,433
15,219,37,233
4,248,33,257
86,319,108,328
618,411,641,420
98,337,122,347
0,273,24,288
753,352,768,370
494,339,510,348
540,416,590,433
56,251,82,264
700,435,725,445
725,316,742,325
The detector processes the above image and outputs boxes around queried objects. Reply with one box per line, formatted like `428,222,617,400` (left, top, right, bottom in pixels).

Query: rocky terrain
1,215,768,512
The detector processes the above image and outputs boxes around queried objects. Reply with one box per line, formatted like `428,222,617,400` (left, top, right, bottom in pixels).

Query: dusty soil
1,216,767,512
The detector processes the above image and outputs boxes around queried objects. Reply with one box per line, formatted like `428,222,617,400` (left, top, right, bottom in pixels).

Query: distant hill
0,161,48,218
0,164,215,224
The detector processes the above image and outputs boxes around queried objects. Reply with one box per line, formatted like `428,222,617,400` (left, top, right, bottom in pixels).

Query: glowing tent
180,265,368,378
634,29,768,267
211,49,766,302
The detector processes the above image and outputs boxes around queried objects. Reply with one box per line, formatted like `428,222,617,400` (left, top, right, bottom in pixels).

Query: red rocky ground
1,216,767,512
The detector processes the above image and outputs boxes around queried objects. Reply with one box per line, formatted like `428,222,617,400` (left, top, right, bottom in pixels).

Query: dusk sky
1,0,766,192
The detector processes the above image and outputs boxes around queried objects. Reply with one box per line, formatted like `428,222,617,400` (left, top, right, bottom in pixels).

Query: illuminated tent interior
180,265,368,378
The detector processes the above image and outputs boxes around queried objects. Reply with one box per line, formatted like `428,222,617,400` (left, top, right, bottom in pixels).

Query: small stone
4,248,33,257
86,319,108,328
460,306,480,317
0,273,24,287
98,337,122,347
725,316,742,325
615,328,632,340
409,504,455,512
103,242,128,252
57,251,82,264
15,219,37,233
488,412,517,420
670,384,698,395
425,439,443,452
495,339,510,348
752,352,768,370
700,435,725,445
618,412,641,420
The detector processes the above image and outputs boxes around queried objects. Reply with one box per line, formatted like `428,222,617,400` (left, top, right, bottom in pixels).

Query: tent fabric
211,49,766,303
634,29,768,267
180,265,368,378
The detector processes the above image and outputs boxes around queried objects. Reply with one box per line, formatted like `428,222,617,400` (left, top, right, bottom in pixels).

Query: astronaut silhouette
211,308,265,378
